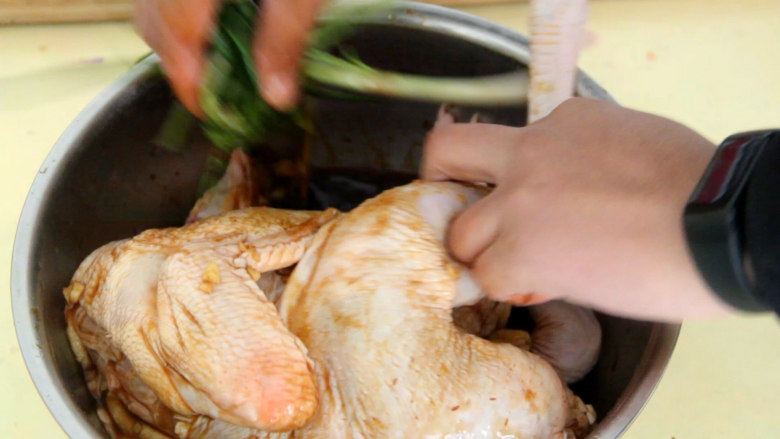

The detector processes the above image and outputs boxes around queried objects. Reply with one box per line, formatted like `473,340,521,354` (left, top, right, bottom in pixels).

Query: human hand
422,98,734,321
134,0,323,116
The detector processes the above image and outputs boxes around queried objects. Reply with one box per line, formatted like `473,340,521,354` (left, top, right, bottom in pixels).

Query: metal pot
11,3,679,438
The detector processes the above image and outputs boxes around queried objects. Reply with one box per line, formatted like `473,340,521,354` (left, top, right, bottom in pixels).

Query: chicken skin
64,206,339,435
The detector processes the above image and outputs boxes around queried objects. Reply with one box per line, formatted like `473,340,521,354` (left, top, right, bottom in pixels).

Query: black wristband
684,130,780,312
742,132,780,314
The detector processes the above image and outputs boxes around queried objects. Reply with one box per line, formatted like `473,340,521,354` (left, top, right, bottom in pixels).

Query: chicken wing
64,207,338,435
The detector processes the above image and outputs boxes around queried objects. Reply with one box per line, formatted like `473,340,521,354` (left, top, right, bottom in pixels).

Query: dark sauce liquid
304,167,418,211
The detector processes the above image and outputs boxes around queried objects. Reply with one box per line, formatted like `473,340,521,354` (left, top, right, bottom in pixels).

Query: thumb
136,0,220,117
254,0,323,111
160,46,207,117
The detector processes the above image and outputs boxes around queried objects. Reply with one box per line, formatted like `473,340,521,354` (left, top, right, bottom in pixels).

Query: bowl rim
11,53,162,438
11,2,679,438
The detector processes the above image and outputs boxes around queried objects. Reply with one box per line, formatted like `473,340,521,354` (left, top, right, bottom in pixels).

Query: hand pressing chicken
423,98,728,321
434,105,602,384
64,206,339,436
279,181,594,438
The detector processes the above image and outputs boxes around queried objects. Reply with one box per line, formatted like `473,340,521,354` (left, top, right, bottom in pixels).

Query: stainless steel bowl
11,3,679,438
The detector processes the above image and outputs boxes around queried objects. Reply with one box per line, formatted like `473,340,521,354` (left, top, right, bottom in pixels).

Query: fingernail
506,293,551,306
260,73,294,111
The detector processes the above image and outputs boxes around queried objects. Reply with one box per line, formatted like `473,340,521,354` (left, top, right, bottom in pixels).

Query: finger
471,234,551,304
433,104,457,128
160,44,206,117
255,0,322,110
137,0,219,117
447,192,502,264
421,123,519,183
505,293,551,306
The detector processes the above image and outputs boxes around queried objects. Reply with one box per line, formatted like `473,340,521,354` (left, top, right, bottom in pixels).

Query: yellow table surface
1,0,779,437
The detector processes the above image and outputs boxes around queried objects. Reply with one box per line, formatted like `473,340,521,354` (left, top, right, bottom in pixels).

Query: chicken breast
279,181,593,438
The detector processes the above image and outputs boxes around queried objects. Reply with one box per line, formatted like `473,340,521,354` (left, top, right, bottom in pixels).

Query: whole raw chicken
66,174,594,439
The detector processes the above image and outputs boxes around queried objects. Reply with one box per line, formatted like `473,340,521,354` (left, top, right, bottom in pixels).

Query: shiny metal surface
11,3,678,438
